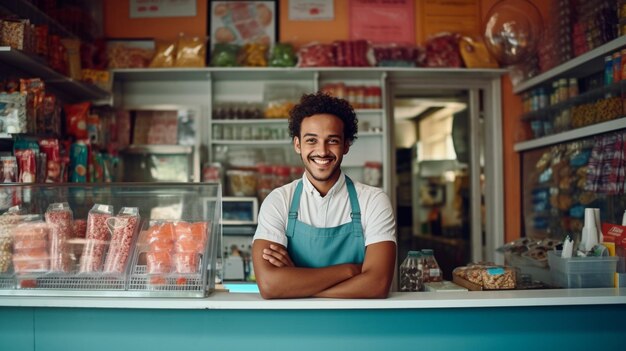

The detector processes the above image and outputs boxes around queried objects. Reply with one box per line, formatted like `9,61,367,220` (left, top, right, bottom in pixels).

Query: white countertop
1,288,625,310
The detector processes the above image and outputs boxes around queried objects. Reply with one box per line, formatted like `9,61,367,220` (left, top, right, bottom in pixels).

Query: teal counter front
1,289,625,351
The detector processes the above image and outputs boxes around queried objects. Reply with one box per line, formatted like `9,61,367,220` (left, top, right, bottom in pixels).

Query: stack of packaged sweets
78,204,113,273
103,207,139,274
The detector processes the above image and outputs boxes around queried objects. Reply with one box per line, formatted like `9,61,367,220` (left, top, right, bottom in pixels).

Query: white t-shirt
253,172,397,247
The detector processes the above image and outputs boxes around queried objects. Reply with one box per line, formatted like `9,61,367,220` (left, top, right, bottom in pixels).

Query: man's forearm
313,269,392,299
256,263,360,299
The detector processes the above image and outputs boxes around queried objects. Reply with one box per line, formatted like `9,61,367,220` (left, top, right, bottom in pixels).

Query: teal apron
286,176,365,268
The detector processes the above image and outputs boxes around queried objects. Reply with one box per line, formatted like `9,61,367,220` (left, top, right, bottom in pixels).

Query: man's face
294,114,349,186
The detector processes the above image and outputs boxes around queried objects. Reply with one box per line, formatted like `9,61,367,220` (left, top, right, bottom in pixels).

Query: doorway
393,91,473,280
387,71,504,283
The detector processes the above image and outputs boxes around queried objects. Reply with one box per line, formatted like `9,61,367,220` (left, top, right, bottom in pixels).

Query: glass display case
521,130,626,241
0,183,221,297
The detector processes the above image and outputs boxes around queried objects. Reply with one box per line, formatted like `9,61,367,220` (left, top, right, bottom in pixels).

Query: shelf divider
513,36,626,93
514,117,626,151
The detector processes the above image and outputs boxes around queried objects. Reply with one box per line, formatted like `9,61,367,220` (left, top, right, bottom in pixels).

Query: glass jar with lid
421,249,443,282
399,251,424,292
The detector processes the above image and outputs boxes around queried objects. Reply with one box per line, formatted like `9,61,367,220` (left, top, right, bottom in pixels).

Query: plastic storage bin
547,251,618,288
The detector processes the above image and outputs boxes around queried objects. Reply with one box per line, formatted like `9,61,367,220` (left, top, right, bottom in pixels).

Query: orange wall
103,0,207,39
103,0,554,243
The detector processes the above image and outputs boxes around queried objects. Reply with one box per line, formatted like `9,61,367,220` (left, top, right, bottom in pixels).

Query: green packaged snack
210,44,241,67
269,43,296,67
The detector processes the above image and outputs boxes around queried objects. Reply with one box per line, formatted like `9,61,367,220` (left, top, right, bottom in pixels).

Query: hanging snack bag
103,207,140,274
64,101,90,139
44,202,73,273
79,204,114,273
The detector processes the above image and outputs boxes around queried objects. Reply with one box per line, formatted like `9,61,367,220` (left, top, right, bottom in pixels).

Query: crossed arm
252,239,396,299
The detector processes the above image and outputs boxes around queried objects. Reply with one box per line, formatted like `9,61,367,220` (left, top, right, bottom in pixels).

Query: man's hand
262,244,295,267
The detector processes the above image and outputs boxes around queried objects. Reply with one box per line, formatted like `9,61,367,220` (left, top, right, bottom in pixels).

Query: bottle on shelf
568,78,578,98
399,251,424,292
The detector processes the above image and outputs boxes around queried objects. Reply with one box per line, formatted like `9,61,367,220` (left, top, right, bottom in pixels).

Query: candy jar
399,251,424,292
421,249,443,282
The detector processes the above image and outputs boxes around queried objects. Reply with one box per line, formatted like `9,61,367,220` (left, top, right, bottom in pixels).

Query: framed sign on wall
208,1,278,51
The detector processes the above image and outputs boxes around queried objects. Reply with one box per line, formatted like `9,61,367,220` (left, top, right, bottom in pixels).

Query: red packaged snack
39,138,61,183
425,32,463,68
64,102,90,139
333,40,371,67
14,149,36,183
297,43,335,67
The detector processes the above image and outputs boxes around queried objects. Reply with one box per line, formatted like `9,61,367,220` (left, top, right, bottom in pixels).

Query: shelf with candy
0,88,124,187
0,0,110,103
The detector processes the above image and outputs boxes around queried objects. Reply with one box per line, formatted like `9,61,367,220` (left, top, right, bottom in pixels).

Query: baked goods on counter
452,263,517,290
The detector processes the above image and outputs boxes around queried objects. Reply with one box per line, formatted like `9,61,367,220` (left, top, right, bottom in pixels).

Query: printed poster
289,0,335,21
349,0,415,44
130,0,197,18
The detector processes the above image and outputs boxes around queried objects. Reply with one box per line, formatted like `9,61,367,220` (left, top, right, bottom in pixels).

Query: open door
388,73,504,281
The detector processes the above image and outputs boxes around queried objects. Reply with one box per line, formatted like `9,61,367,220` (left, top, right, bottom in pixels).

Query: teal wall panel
0,304,624,351
0,307,35,351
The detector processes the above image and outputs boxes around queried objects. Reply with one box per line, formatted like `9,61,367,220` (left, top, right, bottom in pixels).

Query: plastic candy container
399,251,424,292
79,204,113,273
103,207,139,274
44,202,73,272
421,249,443,282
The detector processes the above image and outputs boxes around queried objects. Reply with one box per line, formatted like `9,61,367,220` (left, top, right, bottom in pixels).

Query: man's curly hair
288,91,358,145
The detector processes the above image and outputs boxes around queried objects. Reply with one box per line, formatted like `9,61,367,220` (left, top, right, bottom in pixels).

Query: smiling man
252,92,397,299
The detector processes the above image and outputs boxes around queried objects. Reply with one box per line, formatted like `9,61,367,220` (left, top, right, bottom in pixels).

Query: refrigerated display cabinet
0,183,221,297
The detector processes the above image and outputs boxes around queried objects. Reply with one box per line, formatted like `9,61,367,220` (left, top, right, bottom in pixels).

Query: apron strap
286,180,303,238
345,177,363,237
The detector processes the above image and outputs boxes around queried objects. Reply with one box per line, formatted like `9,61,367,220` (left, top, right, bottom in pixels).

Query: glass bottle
421,249,443,282
399,251,424,292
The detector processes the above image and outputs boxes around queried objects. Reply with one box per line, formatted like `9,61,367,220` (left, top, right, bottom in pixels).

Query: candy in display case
521,130,626,241
0,183,221,297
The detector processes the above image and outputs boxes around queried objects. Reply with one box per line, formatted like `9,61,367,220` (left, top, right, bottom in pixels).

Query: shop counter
1,289,625,351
